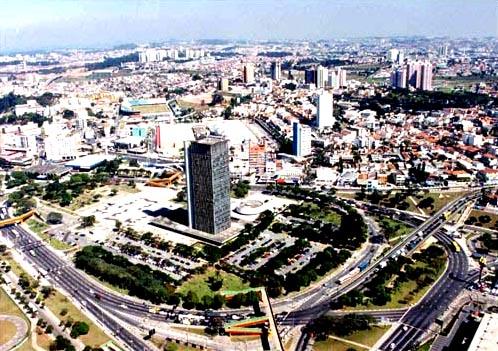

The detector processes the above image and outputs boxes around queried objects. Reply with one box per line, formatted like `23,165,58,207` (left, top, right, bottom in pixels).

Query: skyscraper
316,91,335,130
292,122,312,157
185,137,231,234
243,63,255,84
271,61,281,81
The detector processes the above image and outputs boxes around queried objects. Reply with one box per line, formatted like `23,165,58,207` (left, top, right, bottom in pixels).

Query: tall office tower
271,61,281,81
305,68,316,84
185,137,231,234
315,66,328,89
419,61,433,91
217,78,229,92
390,67,407,89
243,63,255,84
316,91,335,130
292,122,312,157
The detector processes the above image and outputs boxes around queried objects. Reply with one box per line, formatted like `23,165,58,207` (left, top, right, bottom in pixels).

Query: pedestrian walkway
0,315,28,351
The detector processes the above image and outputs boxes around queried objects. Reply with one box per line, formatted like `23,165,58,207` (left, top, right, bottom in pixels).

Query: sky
0,0,496,52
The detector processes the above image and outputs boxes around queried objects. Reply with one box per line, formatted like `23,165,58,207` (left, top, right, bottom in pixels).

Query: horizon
0,0,496,53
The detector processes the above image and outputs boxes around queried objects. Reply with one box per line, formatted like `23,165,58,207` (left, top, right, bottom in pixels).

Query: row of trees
74,246,178,305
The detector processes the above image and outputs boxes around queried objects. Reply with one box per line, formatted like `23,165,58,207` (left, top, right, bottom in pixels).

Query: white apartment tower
243,63,255,84
317,91,335,130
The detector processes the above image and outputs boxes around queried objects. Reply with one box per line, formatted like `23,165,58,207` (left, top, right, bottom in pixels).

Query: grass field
0,287,30,349
313,338,367,351
313,325,389,351
26,220,71,251
1,253,36,286
377,216,412,243
44,290,110,347
347,258,446,310
171,325,209,337
177,267,249,300
151,337,199,351
303,202,342,226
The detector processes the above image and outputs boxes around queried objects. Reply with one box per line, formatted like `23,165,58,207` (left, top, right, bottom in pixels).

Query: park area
43,290,110,347
177,267,249,300
312,325,389,351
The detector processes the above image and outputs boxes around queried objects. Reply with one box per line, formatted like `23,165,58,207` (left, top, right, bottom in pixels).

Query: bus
452,240,461,253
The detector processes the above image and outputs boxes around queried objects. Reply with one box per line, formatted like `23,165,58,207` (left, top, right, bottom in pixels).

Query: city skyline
0,0,496,52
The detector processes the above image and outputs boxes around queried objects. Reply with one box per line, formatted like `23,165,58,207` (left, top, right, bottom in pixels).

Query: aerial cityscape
1,1,498,351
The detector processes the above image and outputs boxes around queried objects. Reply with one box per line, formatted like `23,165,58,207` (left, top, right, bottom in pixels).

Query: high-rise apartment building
305,68,316,85
315,66,328,89
217,78,229,92
316,91,335,130
243,63,255,84
292,122,312,157
391,61,432,91
185,137,231,234
390,67,407,89
271,61,281,81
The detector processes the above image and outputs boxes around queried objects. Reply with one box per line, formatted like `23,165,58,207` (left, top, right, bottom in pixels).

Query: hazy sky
0,0,496,52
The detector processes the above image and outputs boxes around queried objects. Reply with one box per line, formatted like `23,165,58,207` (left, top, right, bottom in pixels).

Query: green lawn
25,219,71,250
377,216,412,243
304,202,342,226
177,267,249,300
44,290,110,348
312,325,389,351
313,338,367,351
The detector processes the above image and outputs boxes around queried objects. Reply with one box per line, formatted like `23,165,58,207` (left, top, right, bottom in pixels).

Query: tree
70,321,89,338
207,271,223,291
47,212,63,224
80,216,96,228
212,294,224,310
114,220,122,232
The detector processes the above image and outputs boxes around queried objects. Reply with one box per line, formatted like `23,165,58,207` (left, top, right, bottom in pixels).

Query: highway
291,191,483,350
377,232,470,351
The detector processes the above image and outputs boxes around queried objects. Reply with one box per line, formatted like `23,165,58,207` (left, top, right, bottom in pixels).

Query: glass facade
185,137,231,234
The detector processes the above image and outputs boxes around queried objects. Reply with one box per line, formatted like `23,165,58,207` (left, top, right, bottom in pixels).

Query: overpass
0,209,37,228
